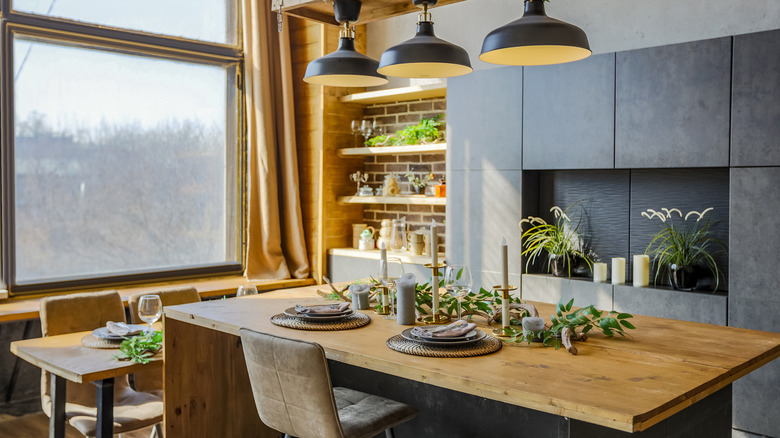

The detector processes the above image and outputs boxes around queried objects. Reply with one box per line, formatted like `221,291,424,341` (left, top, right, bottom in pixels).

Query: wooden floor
0,413,154,437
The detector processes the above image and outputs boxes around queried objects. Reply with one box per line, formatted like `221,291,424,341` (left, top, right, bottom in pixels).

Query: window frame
0,3,247,295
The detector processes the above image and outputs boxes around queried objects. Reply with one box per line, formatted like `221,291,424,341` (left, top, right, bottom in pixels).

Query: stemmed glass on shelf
444,265,472,321
137,295,163,334
351,120,362,147
378,257,404,319
361,120,375,144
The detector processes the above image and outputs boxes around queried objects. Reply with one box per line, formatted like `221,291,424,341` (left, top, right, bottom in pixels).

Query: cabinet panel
731,29,780,166
615,38,731,168
448,67,523,171
523,53,615,170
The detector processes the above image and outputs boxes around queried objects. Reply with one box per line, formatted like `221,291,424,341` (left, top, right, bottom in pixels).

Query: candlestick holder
422,263,451,325
491,284,517,338
375,284,391,315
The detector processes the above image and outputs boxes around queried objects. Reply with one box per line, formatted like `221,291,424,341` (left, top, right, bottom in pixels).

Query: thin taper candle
380,243,388,280
501,238,509,327
431,220,439,315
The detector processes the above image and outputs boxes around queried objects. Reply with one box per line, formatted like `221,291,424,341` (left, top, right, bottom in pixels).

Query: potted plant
643,207,727,291
404,173,432,195
365,115,443,146
519,205,592,277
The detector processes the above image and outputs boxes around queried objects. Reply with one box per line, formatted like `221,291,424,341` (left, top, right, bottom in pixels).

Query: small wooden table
10,331,162,438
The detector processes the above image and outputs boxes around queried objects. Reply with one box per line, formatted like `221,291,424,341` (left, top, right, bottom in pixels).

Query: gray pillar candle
522,316,546,338
349,284,371,310
395,273,417,325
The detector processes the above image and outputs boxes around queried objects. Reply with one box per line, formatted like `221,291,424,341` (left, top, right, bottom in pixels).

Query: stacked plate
91,324,149,341
283,307,355,322
401,327,487,346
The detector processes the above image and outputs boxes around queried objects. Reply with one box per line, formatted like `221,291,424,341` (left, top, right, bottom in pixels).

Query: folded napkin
295,302,351,315
106,321,144,337
411,320,477,339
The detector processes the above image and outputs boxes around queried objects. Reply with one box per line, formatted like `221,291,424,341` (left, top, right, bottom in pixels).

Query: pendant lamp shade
480,0,590,66
304,37,388,87
378,21,472,78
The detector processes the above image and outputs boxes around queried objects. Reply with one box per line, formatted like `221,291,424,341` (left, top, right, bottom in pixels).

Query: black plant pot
668,264,698,291
549,254,567,277
571,255,590,277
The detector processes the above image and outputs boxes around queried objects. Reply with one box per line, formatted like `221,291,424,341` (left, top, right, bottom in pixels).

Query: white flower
550,206,570,222
644,209,666,222
519,216,547,227
685,207,714,222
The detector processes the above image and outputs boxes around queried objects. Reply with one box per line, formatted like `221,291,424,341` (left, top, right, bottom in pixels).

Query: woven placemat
81,334,123,349
270,312,371,331
386,334,502,358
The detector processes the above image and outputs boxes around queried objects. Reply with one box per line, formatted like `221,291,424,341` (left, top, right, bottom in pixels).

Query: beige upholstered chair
128,286,201,398
239,328,418,438
39,290,163,437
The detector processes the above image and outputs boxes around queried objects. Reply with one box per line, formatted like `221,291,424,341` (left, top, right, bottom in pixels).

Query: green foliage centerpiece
643,207,726,291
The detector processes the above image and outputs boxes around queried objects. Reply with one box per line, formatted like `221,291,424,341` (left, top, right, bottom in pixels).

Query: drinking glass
444,265,472,321
138,295,163,334
237,284,258,297
351,120,362,147
361,119,374,144
378,257,404,319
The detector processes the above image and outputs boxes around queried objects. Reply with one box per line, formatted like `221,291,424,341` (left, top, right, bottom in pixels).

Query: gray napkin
106,321,143,336
295,302,350,314
411,320,477,339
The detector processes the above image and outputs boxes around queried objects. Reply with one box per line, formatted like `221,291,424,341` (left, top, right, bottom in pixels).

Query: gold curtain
242,0,309,279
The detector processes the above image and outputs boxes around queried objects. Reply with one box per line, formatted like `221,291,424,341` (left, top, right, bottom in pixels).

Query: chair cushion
334,387,417,438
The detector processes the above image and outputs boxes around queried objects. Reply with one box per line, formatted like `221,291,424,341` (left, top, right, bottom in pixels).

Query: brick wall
359,97,447,252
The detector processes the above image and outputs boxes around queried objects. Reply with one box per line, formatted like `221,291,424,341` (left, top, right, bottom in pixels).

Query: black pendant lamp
480,0,591,66
303,0,388,87
377,0,472,78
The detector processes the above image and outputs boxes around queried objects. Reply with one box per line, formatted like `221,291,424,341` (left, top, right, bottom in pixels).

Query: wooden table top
163,285,780,433
10,331,162,384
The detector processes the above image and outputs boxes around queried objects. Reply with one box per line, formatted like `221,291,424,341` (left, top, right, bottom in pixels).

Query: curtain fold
242,0,309,280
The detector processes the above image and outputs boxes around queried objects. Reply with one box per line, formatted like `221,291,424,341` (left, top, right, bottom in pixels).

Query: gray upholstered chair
39,290,163,437
128,286,201,398
239,328,418,438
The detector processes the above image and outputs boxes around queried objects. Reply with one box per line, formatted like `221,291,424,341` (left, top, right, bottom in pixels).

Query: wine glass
444,265,472,321
138,295,163,334
351,120,362,147
378,257,404,319
361,119,374,144
237,284,258,297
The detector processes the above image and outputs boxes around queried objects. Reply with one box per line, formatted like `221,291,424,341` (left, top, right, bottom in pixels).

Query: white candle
593,262,608,282
633,255,650,287
611,257,626,284
501,238,509,327
380,243,388,280
430,220,439,315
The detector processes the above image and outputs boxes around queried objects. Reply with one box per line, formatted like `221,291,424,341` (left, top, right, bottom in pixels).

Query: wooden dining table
162,284,780,438
10,330,162,438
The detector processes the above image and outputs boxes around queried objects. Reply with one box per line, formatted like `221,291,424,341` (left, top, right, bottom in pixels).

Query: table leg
94,377,115,438
49,375,66,438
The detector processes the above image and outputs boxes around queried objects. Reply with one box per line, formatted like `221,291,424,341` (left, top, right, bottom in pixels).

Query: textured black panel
523,53,615,170
615,38,731,168
629,169,729,290
447,66,523,171
732,29,780,166
533,170,631,276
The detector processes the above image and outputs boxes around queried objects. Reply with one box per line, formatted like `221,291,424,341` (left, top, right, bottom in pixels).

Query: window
2,1,244,293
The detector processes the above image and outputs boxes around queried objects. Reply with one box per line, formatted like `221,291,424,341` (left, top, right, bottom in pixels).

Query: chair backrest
239,329,344,438
127,286,201,324
39,290,129,412
127,286,200,395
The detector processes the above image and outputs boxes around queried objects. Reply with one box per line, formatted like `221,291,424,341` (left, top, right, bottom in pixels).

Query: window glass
13,0,235,45
13,37,239,282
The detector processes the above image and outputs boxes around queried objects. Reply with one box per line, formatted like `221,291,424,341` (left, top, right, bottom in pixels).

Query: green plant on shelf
519,203,593,277
365,115,443,146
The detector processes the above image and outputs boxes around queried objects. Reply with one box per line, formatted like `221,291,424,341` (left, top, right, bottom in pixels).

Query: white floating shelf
337,195,446,206
337,143,447,157
340,84,447,105
329,248,444,266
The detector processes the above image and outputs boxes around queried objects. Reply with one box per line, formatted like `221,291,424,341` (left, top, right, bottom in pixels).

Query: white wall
366,0,780,89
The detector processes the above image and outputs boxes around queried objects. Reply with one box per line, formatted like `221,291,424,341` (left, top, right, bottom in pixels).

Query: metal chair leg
385,428,395,438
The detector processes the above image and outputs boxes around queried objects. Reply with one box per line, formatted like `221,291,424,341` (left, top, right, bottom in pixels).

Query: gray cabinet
615,38,731,168
731,29,780,167
447,67,523,171
523,53,615,170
